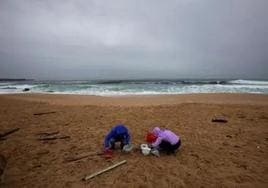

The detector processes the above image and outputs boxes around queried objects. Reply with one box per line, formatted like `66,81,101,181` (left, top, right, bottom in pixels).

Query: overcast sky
0,0,267,80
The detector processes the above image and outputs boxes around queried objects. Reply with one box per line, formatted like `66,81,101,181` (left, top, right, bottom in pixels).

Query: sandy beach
0,93,268,187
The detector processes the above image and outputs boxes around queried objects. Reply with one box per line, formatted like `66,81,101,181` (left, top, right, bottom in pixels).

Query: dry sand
0,93,268,187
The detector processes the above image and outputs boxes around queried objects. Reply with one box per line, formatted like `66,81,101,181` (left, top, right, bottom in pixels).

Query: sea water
0,79,268,96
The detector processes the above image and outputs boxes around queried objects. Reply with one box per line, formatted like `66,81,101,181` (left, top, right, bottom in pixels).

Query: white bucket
140,144,151,156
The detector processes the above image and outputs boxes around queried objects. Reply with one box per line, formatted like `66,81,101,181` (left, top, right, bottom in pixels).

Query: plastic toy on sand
140,144,151,155
122,144,133,153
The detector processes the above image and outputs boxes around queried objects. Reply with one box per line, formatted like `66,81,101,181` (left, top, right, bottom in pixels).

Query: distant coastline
0,78,34,81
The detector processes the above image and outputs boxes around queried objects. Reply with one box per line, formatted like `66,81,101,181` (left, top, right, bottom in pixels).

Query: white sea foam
228,79,268,85
0,84,37,94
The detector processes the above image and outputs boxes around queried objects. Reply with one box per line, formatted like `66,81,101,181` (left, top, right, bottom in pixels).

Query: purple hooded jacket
151,127,179,147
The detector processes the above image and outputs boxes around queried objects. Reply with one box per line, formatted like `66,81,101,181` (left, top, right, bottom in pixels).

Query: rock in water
23,88,30,92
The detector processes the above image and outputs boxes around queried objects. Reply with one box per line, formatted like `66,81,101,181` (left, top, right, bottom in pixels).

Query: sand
0,93,268,187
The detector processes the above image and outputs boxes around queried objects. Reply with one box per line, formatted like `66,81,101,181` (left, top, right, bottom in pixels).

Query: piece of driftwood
38,135,70,141
0,155,7,182
36,150,50,155
33,111,56,116
212,117,228,123
36,131,59,136
64,152,103,162
0,128,20,138
83,160,127,181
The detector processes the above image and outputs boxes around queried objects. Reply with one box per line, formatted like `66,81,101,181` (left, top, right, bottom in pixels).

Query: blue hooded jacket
104,125,130,148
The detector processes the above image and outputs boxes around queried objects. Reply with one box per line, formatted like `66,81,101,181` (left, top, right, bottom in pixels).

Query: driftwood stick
0,128,20,138
34,111,56,116
36,131,59,136
83,160,127,181
38,135,70,141
64,152,103,162
0,155,7,182
212,117,228,123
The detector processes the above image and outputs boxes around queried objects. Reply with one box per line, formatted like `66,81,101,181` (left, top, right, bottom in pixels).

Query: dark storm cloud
0,0,267,79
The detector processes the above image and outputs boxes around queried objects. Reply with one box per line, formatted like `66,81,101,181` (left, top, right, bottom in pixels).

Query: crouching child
148,127,181,155
103,124,131,158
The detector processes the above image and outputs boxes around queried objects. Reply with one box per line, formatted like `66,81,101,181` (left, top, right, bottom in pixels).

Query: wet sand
0,93,268,187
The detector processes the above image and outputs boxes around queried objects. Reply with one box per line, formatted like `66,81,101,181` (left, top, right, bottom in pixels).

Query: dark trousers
109,138,125,149
159,140,181,154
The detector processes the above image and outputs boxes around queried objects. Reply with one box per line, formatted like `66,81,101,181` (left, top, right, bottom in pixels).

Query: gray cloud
0,0,268,80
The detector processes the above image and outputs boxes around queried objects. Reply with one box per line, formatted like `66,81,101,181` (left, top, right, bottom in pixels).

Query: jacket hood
115,124,128,135
152,127,161,136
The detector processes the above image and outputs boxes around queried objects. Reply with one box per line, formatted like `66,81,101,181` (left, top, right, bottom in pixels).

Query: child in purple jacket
150,127,181,154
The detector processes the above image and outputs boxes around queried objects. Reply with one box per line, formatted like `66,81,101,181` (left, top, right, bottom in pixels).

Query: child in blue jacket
103,125,131,157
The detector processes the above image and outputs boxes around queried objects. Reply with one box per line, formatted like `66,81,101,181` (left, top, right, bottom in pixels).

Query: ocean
0,79,268,96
